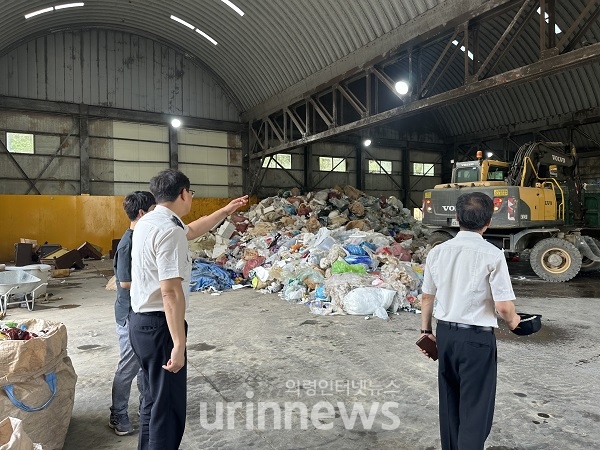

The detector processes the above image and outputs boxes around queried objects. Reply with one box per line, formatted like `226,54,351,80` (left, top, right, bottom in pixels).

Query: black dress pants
436,322,497,450
129,311,187,450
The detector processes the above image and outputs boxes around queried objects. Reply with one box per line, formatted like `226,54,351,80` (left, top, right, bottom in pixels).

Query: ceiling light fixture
170,15,195,30
363,139,372,147
55,2,84,10
195,28,218,45
25,3,84,19
24,7,54,19
171,14,218,45
220,0,245,16
487,152,493,158
395,81,409,95
171,118,182,128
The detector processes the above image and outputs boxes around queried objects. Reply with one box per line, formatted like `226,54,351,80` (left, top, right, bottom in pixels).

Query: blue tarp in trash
190,259,235,292
344,244,367,256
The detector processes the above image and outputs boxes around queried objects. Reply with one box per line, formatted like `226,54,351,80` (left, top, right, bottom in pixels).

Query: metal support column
356,145,364,191
402,146,410,207
303,146,312,193
242,130,250,194
169,126,178,170
79,105,90,194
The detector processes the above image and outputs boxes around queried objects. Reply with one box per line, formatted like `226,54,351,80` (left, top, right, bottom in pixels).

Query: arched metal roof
1,0,599,144
0,0,444,113
427,0,600,139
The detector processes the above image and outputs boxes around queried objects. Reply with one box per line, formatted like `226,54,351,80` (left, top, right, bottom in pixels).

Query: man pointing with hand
129,169,247,450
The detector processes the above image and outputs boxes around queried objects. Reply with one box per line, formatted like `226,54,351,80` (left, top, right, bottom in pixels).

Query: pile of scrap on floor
188,186,433,319
15,239,103,277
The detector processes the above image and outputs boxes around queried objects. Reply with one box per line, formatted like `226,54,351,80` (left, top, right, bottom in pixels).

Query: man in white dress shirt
420,192,520,450
129,169,247,450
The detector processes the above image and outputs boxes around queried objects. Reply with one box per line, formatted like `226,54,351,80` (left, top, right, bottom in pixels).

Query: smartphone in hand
416,335,438,361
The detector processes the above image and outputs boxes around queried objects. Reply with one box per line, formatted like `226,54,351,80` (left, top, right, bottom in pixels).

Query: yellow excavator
422,142,600,282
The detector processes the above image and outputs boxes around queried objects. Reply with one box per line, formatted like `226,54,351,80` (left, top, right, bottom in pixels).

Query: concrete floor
4,258,599,450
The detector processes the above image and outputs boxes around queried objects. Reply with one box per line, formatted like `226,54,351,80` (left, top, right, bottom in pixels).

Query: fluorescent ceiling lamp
171,15,195,30
363,139,372,147
171,118,182,128
395,81,409,95
221,0,244,16
536,7,562,34
55,3,84,10
452,40,474,60
195,28,218,45
24,7,54,19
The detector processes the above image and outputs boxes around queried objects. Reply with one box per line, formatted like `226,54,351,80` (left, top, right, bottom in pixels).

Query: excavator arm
506,142,584,225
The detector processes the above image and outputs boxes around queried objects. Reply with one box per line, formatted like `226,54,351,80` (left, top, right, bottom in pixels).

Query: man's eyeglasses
187,189,195,198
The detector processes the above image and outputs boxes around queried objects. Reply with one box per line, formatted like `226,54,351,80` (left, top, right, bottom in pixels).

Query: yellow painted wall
0,195,256,262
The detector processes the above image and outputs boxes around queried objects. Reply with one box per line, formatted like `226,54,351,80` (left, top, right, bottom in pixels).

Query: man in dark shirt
109,191,156,435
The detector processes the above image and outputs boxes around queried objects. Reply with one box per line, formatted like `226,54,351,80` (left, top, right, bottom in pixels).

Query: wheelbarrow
0,270,47,315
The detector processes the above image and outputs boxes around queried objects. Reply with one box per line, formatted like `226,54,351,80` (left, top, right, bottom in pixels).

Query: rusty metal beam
560,1,600,54
266,117,284,144
0,96,243,132
251,42,600,159
451,106,600,144
312,149,355,190
371,67,395,94
475,0,533,80
420,29,461,97
337,83,367,116
483,2,538,78
309,97,333,127
285,107,306,137
243,0,524,122
0,139,41,194
363,148,404,192
25,125,77,194
250,123,266,151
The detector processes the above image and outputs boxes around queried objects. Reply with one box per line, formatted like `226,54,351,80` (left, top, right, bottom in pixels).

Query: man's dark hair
123,191,156,221
149,169,190,203
456,192,493,231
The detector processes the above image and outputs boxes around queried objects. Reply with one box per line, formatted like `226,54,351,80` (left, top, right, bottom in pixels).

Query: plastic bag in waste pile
343,287,397,319
295,268,325,290
281,279,306,302
190,259,235,292
331,259,367,274
243,256,266,278
324,272,376,312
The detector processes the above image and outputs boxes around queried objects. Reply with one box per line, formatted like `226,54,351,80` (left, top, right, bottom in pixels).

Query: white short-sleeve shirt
421,230,515,327
130,205,192,313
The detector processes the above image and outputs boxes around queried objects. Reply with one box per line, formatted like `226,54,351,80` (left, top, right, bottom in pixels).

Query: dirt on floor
2,258,599,450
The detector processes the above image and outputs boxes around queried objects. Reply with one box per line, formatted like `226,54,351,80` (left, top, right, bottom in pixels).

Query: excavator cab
451,160,510,185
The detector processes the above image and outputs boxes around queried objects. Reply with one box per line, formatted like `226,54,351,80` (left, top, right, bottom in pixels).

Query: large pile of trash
188,185,432,319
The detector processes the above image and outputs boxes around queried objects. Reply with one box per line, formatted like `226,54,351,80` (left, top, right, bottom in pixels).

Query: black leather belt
437,319,494,333
137,311,166,317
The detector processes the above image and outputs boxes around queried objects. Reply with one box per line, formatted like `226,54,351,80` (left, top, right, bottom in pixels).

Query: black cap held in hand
511,313,542,336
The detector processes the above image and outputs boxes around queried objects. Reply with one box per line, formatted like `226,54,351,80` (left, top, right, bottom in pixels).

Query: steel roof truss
249,1,600,160
559,0,600,54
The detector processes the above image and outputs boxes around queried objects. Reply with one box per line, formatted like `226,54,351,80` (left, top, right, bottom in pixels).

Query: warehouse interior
1,0,600,449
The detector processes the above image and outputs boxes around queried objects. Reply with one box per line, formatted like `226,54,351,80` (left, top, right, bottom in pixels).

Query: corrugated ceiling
0,0,599,143
0,0,444,112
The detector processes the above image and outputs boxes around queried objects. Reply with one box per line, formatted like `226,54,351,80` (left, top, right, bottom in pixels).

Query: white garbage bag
342,287,397,319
